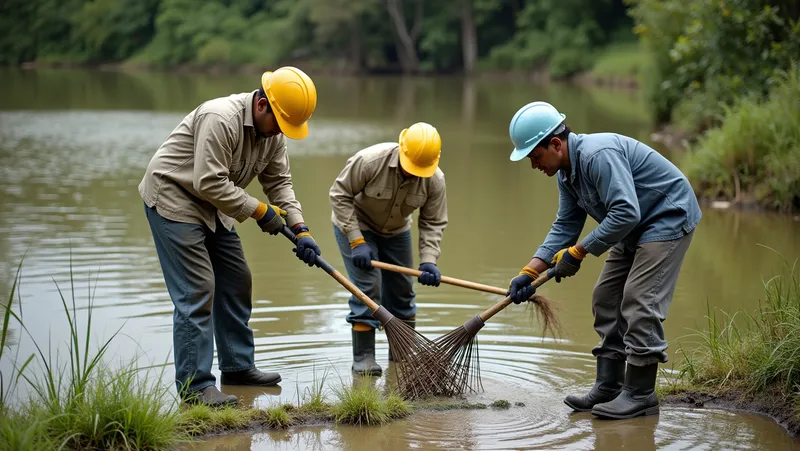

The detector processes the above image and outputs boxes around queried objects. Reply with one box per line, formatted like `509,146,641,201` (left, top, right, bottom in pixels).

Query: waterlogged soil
664,388,800,438
2,68,800,450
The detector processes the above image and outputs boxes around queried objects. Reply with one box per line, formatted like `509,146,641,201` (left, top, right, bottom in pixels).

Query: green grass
0,258,519,449
490,399,511,409
0,258,188,450
680,65,800,212
589,42,650,82
668,251,800,420
330,380,410,426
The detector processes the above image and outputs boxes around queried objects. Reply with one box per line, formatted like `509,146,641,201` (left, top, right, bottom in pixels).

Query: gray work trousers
591,231,694,367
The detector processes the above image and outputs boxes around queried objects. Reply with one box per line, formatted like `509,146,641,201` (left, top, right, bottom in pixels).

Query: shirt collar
243,90,257,128
566,132,579,184
389,145,400,168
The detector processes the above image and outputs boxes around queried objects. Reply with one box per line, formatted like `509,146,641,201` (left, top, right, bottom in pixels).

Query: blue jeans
145,204,255,395
334,226,416,329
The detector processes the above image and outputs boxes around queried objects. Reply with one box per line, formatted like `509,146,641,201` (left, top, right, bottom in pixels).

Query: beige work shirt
329,143,448,264
138,90,305,232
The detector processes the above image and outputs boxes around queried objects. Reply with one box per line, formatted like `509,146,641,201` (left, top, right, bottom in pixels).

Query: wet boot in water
388,317,415,362
564,357,625,412
591,363,659,419
352,326,382,376
183,385,238,407
221,368,282,386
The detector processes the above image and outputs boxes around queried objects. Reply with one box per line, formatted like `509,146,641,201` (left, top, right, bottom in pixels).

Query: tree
461,0,478,74
385,0,422,73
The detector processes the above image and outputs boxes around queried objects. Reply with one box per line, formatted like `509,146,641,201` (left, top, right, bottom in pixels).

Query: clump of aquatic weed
669,252,800,431
331,381,410,426
0,258,188,451
491,399,511,409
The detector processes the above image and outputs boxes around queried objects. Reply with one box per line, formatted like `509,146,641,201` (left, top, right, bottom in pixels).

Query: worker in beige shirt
139,67,321,407
329,122,448,376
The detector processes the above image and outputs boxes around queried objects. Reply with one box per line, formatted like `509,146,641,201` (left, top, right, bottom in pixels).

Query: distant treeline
0,0,798,129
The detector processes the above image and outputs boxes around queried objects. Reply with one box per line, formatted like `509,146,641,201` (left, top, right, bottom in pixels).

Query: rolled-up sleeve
534,176,588,263
418,174,448,264
258,140,305,227
329,154,370,243
192,113,259,222
579,150,641,256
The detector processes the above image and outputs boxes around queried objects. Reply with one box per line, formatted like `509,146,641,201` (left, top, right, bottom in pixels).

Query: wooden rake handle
279,226,381,312
479,269,554,322
370,260,508,296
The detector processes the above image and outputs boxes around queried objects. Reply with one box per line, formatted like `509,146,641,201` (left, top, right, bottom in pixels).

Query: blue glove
350,241,375,270
292,224,321,267
418,263,441,287
507,267,539,304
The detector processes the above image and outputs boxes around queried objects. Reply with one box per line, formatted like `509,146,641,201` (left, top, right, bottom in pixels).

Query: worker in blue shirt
505,101,701,420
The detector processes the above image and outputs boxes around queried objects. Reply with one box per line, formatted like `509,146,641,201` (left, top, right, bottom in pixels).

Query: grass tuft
490,399,511,409
331,381,390,426
670,252,800,421
264,406,292,429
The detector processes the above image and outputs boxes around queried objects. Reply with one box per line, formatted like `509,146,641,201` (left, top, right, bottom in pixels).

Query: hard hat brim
510,145,534,162
275,114,309,140
399,151,438,178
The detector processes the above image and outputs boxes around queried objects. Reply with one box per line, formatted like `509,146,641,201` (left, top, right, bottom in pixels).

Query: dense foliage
0,0,634,77
628,0,800,127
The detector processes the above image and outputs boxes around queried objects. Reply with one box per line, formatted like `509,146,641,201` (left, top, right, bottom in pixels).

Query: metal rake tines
383,318,454,399
433,327,484,396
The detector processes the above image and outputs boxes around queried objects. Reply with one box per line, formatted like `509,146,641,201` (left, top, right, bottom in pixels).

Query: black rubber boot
591,363,659,419
221,368,282,387
183,385,238,407
352,328,382,376
564,358,625,412
388,318,415,361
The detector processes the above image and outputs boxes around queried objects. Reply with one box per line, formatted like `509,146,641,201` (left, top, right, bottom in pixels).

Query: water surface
1,68,798,450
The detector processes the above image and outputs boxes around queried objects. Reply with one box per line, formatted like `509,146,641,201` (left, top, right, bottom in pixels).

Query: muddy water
1,68,799,450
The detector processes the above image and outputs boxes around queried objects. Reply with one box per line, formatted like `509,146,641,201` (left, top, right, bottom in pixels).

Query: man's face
526,138,563,177
254,97,282,138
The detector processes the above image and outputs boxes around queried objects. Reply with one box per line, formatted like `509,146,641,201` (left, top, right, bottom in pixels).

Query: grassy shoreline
658,252,800,436
0,261,513,450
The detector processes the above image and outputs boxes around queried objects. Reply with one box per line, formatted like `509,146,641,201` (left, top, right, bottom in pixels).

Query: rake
278,226,450,399
425,268,558,396
370,260,559,335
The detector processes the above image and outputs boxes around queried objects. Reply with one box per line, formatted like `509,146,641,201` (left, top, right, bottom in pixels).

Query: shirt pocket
229,160,245,183
363,184,393,213
401,193,426,217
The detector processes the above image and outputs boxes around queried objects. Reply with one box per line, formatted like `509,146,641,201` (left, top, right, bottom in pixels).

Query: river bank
659,255,800,438
663,387,799,437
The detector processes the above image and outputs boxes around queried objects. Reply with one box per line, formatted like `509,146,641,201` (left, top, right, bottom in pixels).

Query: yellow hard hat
398,122,441,178
261,66,317,140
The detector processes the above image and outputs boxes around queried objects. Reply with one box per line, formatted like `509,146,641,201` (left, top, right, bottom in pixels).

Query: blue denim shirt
534,132,701,262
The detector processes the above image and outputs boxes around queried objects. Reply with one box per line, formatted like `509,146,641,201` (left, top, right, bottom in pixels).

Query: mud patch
663,388,800,437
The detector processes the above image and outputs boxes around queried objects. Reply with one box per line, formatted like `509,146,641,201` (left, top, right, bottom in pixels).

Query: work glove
350,238,375,270
551,246,586,282
418,263,441,287
507,267,539,304
255,203,286,235
292,224,321,267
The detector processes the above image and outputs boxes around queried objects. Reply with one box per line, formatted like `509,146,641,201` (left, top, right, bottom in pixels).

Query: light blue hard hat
508,101,567,162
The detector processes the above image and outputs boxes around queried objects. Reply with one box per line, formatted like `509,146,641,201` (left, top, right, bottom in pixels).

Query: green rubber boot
351,327,382,376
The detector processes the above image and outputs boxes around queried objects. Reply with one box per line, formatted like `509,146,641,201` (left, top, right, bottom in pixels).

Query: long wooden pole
370,260,508,296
